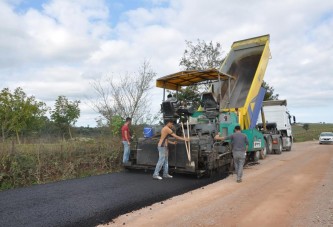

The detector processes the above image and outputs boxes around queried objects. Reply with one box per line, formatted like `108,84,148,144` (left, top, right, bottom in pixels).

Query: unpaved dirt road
104,141,333,227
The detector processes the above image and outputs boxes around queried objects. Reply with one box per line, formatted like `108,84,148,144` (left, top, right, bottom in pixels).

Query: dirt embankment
102,141,333,227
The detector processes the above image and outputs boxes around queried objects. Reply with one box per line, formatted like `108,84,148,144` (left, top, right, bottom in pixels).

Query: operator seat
161,101,178,122
201,92,219,119
201,92,219,110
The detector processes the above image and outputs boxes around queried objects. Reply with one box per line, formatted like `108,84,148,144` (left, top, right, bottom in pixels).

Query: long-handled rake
181,121,195,169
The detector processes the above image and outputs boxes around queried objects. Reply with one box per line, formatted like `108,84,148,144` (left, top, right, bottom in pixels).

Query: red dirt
102,141,333,227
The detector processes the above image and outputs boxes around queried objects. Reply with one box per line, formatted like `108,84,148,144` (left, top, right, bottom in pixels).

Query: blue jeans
233,151,246,180
122,141,130,163
153,146,169,176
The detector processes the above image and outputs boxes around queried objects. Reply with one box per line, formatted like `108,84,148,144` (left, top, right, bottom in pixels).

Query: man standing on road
153,120,189,180
121,117,132,164
215,125,249,183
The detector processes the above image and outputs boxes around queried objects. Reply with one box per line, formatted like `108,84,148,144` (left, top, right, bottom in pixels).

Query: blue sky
1,0,333,126
11,0,170,26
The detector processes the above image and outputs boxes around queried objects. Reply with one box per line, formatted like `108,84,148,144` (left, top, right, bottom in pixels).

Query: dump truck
126,34,271,177
257,100,295,154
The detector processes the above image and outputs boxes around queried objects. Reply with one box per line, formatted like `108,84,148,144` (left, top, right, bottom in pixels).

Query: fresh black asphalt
0,170,226,227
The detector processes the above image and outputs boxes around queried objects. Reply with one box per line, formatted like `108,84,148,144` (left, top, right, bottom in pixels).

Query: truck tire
265,136,273,154
260,145,267,160
254,150,260,162
285,137,292,151
274,138,282,154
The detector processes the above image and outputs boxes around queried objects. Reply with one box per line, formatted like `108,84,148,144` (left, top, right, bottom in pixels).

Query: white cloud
87,40,134,66
1,0,333,126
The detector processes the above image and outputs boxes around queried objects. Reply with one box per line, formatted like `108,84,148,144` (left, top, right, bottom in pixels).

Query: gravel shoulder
104,141,333,227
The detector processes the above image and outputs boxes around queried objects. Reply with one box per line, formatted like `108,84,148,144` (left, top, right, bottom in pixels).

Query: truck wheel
274,138,282,154
285,137,292,151
265,136,273,154
260,146,267,160
254,151,260,162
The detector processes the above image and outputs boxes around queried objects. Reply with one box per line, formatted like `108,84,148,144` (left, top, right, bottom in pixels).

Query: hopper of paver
218,34,271,129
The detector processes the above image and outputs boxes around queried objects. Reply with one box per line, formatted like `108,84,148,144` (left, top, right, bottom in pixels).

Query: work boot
163,174,173,178
153,175,162,180
122,161,131,166
236,179,242,183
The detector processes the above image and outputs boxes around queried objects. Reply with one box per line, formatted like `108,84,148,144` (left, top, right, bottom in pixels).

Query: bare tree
90,80,115,125
91,60,156,125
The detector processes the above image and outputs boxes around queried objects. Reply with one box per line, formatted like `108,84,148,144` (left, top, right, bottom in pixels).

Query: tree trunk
68,126,72,139
16,130,21,144
1,126,5,143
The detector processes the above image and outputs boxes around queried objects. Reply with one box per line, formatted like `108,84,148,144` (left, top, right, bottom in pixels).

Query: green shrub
0,139,123,191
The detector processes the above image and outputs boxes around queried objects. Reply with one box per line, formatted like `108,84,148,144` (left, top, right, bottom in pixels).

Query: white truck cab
257,100,295,154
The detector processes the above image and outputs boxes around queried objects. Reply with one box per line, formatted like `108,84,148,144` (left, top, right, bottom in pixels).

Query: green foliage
0,87,48,143
51,96,80,139
111,115,124,136
302,123,310,131
177,39,225,107
0,139,123,191
262,81,279,101
180,39,224,70
169,86,201,110
7,153,37,186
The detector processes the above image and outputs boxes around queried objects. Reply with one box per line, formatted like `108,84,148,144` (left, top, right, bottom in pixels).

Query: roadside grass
0,138,124,191
1,123,332,191
293,123,333,142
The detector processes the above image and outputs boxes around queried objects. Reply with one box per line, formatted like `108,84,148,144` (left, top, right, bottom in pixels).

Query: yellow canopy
156,69,234,91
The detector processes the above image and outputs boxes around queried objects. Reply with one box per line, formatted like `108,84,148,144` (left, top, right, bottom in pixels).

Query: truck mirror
293,116,296,124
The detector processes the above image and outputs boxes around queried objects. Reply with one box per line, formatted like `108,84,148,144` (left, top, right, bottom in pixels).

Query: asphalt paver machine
126,34,271,177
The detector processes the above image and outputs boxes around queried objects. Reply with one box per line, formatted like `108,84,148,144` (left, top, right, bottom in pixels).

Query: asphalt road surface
105,141,333,227
0,169,225,227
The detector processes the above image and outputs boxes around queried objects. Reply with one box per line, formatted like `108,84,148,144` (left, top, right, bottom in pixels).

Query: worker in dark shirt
215,125,249,183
